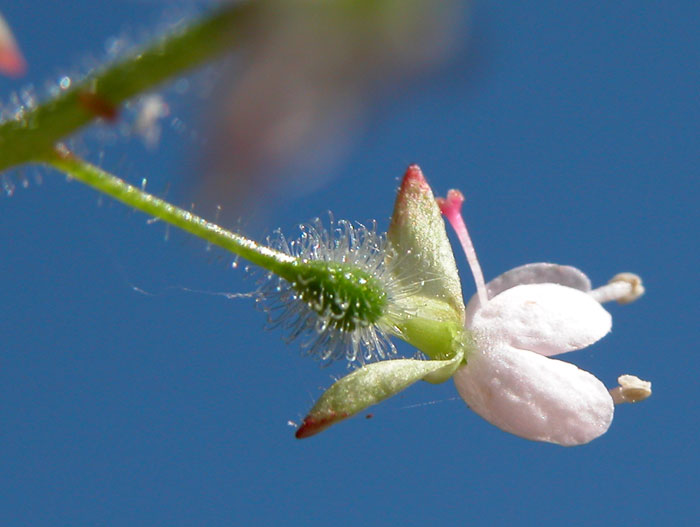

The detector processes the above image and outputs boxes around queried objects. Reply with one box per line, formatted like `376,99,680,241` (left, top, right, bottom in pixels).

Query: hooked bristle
254,216,407,365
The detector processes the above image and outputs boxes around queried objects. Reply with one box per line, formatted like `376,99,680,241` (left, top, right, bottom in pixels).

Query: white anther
609,374,652,404
589,272,645,304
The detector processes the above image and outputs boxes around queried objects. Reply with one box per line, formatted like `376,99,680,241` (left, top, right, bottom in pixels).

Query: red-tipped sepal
296,352,464,439
387,165,465,322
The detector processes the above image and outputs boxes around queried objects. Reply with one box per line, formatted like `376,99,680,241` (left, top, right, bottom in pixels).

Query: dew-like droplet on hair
2,175,15,197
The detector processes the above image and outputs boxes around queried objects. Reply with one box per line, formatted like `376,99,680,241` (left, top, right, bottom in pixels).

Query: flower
438,188,648,446
295,165,649,445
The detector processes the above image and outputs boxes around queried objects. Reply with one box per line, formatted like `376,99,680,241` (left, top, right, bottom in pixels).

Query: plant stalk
0,2,258,172
43,148,299,280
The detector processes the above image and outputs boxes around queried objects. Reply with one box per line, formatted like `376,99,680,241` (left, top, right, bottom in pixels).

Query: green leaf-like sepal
295,351,463,438
384,165,466,359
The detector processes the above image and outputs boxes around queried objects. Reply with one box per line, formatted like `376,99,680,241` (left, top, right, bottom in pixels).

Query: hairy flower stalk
42,153,444,371
257,217,400,363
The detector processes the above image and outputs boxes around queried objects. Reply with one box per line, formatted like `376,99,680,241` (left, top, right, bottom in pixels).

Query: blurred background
0,1,698,526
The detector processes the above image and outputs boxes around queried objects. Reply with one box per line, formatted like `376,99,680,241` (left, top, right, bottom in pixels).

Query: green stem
43,149,300,280
0,2,259,172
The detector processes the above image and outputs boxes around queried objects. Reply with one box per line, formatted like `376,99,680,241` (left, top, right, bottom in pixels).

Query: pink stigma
437,189,488,307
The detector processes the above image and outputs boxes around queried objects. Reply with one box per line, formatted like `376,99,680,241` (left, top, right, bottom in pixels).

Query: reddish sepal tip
401,164,429,187
295,412,349,439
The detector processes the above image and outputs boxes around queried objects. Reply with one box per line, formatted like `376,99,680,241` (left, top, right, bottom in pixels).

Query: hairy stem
43,149,300,280
0,2,258,172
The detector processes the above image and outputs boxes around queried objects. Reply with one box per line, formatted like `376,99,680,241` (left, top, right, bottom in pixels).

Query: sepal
387,165,465,323
296,351,464,438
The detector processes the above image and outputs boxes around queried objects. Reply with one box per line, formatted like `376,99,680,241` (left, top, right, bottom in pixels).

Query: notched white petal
454,344,614,446
471,283,612,356
466,263,591,324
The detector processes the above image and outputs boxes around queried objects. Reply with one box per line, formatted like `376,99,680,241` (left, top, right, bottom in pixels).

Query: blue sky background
0,1,698,526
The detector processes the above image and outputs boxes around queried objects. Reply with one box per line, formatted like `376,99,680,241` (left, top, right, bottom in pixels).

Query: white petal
466,263,591,324
471,283,611,356
454,343,614,446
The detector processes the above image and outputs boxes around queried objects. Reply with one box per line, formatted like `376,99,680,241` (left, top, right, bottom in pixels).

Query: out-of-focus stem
0,2,258,172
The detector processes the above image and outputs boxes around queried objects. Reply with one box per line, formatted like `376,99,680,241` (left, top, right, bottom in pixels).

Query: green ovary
291,260,388,332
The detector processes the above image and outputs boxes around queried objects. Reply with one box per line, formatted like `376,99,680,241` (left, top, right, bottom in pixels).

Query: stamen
590,273,645,304
437,189,488,307
610,374,652,404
